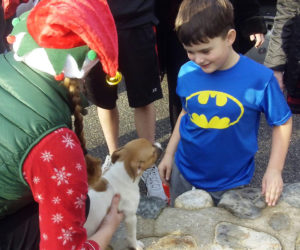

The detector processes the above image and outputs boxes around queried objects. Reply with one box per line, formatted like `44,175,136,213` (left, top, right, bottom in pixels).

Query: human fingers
165,165,172,182
265,183,283,206
261,178,266,195
110,194,121,211
158,157,173,184
158,162,165,181
109,195,124,218
108,194,124,221
271,187,282,206
262,169,283,206
254,34,264,48
98,194,124,233
265,187,274,206
158,164,168,184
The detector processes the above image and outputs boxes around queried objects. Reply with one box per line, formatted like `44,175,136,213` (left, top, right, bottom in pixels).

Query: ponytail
63,77,105,190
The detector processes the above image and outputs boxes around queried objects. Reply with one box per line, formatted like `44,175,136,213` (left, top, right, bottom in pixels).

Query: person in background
156,0,267,130
0,3,6,53
158,0,292,207
1,0,39,53
0,0,124,249
84,0,167,201
264,0,300,114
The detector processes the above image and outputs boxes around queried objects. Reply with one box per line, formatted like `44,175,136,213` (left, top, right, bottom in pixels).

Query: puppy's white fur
84,139,160,250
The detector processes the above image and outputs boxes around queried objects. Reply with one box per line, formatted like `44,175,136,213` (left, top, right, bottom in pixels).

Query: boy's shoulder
179,56,274,79
179,60,200,76
238,55,274,77
241,55,272,71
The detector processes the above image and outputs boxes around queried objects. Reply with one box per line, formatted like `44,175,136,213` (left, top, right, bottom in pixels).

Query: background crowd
0,0,299,249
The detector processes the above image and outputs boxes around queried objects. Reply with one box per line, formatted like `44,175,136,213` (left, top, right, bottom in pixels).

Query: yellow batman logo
186,90,244,129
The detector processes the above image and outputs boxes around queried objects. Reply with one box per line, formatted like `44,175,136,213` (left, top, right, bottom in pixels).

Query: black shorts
85,23,163,109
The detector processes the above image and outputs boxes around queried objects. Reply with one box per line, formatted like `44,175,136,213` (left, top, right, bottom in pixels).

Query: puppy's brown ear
124,159,141,182
111,146,124,163
85,154,102,187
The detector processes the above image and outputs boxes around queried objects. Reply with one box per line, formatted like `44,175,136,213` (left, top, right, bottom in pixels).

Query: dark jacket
264,0,300,98
230,0,267,54
107,0,158,29
156,0,267,53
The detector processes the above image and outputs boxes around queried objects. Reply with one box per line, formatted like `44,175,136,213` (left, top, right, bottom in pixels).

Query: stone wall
110,183,300,249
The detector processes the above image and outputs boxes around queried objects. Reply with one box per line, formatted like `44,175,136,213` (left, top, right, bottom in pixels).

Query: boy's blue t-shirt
175,55,291,192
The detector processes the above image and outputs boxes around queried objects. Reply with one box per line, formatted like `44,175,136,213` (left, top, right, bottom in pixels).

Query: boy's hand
158,153,173,185
261,168,283,206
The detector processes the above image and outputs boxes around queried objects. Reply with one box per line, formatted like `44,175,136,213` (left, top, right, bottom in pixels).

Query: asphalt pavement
82,46,300,189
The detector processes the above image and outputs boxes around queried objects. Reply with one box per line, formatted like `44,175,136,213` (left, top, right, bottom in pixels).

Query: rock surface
174,189,214,210
218,187,266,219
110,184,300,250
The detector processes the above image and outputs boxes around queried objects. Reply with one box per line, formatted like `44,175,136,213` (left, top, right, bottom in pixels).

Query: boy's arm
262,117,292,206
158,109,186,184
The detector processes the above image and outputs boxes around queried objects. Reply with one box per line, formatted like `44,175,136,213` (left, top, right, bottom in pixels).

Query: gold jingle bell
106,71,122,85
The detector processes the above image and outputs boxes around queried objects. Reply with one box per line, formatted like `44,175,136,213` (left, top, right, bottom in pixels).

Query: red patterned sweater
23,127,100,250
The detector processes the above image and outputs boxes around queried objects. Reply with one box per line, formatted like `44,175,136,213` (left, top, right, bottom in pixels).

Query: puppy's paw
136,240,144,250
128,240,144,250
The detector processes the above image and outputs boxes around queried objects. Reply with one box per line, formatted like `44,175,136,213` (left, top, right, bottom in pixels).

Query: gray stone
281,183,300,208
146,234,198,250
268,213,290,231
175,189,214,210
154,207,234,246
296,232,300,250
109,183,300,250
218,187,266,219
215,222,282,249
137,217,155,238
137,195,167,219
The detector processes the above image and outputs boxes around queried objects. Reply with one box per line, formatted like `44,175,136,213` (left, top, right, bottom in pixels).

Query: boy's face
183,30,236,73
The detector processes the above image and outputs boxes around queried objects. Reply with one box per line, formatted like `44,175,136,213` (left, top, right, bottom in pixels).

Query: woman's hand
89,194,124,248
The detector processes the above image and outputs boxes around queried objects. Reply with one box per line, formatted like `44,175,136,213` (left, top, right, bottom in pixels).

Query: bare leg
134,103,156,143
97,106,119,155
136,103,167,201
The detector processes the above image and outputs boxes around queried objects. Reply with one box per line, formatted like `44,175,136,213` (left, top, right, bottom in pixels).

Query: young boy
158,0,292,207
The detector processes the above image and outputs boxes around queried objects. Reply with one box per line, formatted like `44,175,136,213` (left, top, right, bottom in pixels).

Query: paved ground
82,45,300,189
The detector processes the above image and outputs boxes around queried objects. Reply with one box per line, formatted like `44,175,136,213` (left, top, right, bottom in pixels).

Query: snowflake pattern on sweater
23,128,99,250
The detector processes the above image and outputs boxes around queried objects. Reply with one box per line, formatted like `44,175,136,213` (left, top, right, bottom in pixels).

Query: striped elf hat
8,0,122,84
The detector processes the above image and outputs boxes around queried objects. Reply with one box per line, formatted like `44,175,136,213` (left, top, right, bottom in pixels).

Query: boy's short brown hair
175,0,234,45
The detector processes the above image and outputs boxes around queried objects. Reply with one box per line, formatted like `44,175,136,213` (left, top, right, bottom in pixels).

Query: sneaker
102,155,112,173
142,165,167,201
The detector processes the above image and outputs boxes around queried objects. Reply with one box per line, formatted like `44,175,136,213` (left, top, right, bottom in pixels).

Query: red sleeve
23,128,100,250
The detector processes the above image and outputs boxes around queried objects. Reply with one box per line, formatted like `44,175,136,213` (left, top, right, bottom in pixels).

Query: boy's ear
226,29,236,46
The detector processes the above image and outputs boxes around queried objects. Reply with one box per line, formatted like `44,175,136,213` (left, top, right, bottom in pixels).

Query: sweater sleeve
23,128,100,250
264,0,298,69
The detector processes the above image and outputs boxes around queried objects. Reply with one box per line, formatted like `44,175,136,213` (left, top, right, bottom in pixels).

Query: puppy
84,138,162,250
